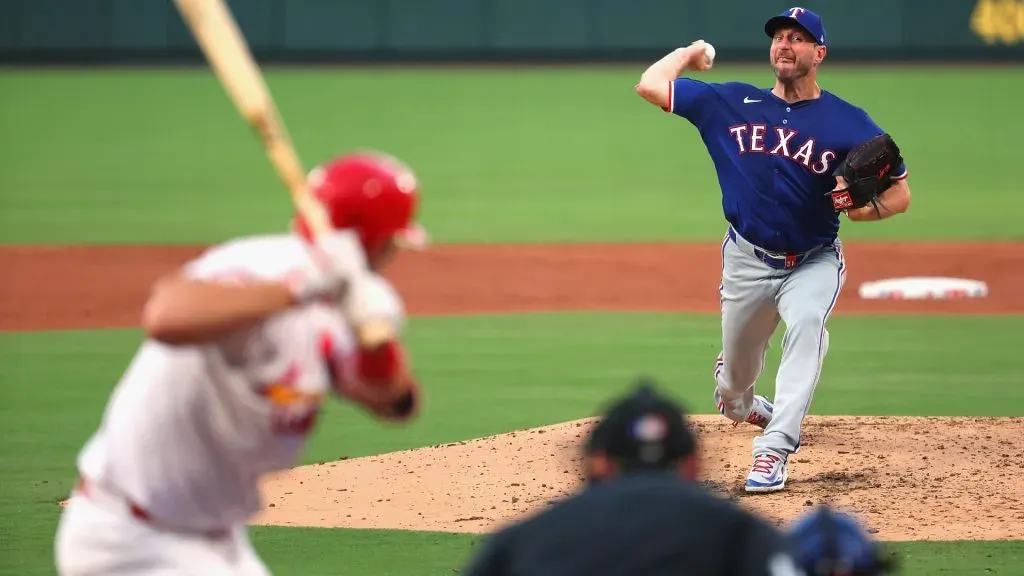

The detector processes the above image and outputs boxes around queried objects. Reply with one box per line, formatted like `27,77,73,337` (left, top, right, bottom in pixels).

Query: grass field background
1,65,1020,244
1,65,1021,575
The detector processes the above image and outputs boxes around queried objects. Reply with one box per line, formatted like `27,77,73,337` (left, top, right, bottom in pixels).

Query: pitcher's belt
727,227,821,271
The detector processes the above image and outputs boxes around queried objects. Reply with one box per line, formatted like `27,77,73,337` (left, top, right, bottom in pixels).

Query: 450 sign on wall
971,0,1024,44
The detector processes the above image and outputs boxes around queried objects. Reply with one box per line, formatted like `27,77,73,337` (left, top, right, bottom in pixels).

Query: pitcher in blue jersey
635,7,913,493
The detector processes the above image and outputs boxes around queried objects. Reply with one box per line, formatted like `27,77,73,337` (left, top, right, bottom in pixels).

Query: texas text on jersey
665,79,908,254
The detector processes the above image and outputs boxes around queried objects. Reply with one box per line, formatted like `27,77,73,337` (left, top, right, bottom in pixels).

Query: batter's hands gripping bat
172,0,395,348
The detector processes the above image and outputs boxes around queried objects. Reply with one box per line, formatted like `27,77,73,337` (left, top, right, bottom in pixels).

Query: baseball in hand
703,42,716,66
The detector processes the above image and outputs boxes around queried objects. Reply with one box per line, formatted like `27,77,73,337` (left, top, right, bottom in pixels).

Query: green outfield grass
3,312,1023,575
0,65,1018,245
0,63,1019,576
248,528,1024,576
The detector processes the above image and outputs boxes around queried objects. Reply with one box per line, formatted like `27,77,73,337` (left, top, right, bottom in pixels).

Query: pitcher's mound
252,415,1024,541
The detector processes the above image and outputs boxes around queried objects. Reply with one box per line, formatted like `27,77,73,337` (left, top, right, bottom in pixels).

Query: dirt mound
250,415,1024,541
2,240,1022,331
16,240,1024,541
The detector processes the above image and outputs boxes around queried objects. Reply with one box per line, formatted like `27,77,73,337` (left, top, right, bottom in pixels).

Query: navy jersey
668,79,908,254
460,473,801,576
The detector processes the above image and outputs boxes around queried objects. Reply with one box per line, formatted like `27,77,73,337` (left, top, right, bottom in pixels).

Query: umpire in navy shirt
460,377,805,576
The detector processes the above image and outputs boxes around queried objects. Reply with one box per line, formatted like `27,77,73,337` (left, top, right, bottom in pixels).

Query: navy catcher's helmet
786,506,898,575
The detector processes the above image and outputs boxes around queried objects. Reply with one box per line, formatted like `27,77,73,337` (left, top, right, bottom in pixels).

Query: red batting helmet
294,151,427,254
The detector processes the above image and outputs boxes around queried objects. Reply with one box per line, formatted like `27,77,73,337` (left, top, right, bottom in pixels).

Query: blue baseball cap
765,7,827,46
786,506,897,575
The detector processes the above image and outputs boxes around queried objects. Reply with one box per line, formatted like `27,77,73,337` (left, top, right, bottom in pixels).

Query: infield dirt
8,240,1022,541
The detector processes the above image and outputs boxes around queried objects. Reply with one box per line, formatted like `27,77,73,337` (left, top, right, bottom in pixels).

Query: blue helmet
786,506,898,575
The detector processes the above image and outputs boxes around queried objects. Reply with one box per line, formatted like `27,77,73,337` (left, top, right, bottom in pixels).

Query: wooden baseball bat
171,0,395,348
171,0,332,238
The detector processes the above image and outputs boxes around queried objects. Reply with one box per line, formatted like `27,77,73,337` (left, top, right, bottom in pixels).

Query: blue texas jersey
667,79,908,254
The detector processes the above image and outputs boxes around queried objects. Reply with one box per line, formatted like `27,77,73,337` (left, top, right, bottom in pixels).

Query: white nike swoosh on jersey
744,97,762,103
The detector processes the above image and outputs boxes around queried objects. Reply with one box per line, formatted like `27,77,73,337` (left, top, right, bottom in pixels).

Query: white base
858,277,988,300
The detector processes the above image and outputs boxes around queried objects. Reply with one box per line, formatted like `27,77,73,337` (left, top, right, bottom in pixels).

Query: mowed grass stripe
2,313,1020,471
248,528,1024,576
0,66,1020,244
1,312,1022,574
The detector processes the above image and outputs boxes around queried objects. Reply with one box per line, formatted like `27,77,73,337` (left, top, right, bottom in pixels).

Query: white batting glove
285,230,370,305
342,273,405,335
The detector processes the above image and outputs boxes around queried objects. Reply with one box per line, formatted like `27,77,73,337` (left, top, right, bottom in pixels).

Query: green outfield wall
2,0,1023,64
